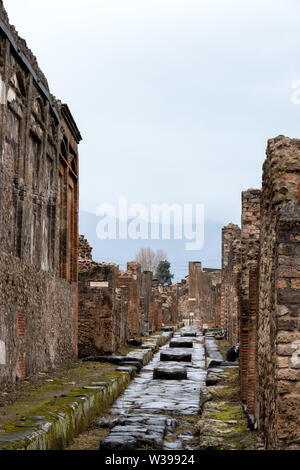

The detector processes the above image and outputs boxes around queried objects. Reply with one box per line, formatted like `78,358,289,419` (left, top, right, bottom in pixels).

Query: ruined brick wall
188,262,201,324
79,235,93,261
202,268,221,325
239,190,261,411
188,262,221,327
78,237,128,356
258,136,300,449
169,286,179,323
141,271,152,333
117,262,143,338
220,224,241,333
215,283,221,328
149,289,159,332
247,266,259,422
177,279,189,324
0,2,81,387
226,238,242,347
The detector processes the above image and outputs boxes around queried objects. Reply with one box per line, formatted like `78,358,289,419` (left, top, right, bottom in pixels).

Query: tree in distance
135,247,168,273
155,260,174,286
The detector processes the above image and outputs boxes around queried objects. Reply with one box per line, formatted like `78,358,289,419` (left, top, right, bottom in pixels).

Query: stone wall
188,262,221,327
0,1,81,387
78,237,128,356
257,136,300,449
177,279,189,324
240,189,261,411
117,262,143,338
78,237,179,355
213,136,300,449
220,224,241,333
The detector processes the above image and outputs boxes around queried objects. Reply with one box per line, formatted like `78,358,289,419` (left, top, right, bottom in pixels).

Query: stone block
153,366,187,380
160,350,192,362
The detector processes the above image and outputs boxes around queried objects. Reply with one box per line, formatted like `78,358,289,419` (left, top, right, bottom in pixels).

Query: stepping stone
153,366,187,380
160,326,174,332
169,339,193,348
208,359,222,368
128,338,142,346
160,350,192,362
181,332,197,337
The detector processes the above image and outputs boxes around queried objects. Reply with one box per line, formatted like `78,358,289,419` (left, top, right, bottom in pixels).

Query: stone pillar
117,262,142,338
240,189,261,407
221,224,241,335
247,266,259,422
141,271,152,333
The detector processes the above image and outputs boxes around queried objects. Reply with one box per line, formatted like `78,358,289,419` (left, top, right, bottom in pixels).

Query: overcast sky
4,0,300,256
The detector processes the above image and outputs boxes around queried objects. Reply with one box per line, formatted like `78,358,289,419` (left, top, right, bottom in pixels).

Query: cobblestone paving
99,327,206,450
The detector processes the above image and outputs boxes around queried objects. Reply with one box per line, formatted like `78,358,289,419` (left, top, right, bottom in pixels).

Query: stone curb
0,330,174,450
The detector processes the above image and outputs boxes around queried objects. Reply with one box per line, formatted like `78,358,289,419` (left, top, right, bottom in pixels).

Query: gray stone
160,351,192,362
153,366,187,380
99,435,137,450
169,340,193,348
96,417,119,428
128,338,143,346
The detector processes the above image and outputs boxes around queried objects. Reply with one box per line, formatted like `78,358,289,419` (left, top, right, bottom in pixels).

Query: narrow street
67,326,259,451
98,326,205,451
0,1,299,452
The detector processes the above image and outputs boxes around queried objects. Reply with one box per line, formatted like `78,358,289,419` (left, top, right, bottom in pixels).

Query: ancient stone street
0,0,299,453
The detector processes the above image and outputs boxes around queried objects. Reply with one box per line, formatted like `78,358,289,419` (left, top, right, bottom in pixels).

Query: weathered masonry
187,262,221,328
0,1,82,387
78,236,179,356
214,136,300,450
78,236,128,356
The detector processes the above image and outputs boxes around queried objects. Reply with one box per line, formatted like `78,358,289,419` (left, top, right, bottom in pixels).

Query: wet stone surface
98,327,206,450
179,325,198,337
153,365,187,380
170,339,193,348
160,350,192,362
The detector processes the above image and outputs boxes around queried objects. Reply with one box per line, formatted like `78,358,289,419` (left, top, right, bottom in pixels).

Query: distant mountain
79,210,224,282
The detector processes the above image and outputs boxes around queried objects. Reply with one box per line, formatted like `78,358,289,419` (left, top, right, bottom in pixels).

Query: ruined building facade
78,236,179,356
0,2,81,387
216,136,300,450
187,262,221,328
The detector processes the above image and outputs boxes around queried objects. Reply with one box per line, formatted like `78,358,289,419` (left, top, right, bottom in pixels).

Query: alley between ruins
0,0,300,452
98,326,205,451
66,326,259,451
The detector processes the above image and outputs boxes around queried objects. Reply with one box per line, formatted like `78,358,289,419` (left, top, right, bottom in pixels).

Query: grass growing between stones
195,367,260,450
66,425,110,450
215,338,231,361
0,361,131,450
0,329,175,450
